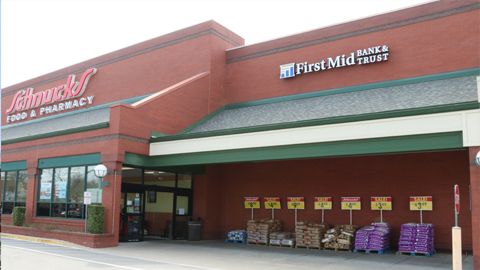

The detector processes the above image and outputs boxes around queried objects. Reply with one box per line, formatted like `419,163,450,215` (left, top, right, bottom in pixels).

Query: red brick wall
2,225,116,248
1,21,241,126
111,72,212,138
225,9,480,104
194,150,473,251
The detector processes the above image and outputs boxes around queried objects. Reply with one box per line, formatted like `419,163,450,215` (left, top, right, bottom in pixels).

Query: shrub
12,206,26,226
87,205,104,234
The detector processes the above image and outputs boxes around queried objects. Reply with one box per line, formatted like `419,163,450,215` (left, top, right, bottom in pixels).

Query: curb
1,233,82,248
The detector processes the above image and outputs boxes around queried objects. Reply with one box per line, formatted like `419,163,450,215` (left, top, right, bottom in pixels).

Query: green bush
12,206,26,226
87,205,104,234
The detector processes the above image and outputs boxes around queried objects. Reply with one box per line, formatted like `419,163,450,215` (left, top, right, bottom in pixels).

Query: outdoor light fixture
475,151,480,167
94,164,109,187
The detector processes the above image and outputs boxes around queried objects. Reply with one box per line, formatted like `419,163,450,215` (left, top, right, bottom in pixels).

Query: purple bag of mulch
398,223,435,253
354,222,392,251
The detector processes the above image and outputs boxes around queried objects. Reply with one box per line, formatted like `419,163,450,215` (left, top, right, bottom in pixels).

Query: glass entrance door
120,192,144,242
173,194,191,239
120,167,194,241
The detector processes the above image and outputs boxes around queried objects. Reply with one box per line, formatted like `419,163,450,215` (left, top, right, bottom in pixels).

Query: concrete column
469,146,480,268
25,159,38,224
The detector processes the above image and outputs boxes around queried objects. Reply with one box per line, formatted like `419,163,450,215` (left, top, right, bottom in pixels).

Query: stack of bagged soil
269,231,294,246
296,221,328,248
247,219,281,244
295,221,308,247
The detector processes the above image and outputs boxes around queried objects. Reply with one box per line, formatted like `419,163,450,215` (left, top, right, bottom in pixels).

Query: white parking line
3,243,220,270
4,244,145,270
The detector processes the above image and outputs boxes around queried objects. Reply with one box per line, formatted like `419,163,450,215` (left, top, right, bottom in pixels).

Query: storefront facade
1,0,480,267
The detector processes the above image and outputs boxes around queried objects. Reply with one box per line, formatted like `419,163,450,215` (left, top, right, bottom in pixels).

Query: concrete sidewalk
1,234,474,270
95,239,474,270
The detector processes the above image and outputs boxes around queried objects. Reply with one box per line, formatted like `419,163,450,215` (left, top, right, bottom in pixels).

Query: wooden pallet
296,245,321,250
225,239,246,244
269,243,295,248
247,241,268,245
398,250,435,257
353,248,387,254
323,246,351,252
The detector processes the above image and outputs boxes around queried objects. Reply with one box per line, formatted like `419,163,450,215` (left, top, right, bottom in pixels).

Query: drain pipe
112,169,117,235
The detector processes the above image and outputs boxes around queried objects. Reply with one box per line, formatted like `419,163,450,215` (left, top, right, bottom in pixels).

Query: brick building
1,0,479,267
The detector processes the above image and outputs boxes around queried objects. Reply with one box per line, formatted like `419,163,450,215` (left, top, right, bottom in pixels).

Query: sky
1,0,434,88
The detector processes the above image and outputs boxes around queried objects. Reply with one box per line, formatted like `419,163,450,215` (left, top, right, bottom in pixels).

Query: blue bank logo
280,63,295,79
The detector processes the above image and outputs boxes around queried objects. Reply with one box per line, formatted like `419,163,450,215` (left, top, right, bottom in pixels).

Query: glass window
2,202,14,214
121,167,142,184
0,171,5,202
54,168,68,203
176,195,189,215
36,165,102,219
36,202,50,216
1,170,29,214
39,169,53,202
177,174,192,189
87,166,102,204
69,167,85,203
4,172,16,202
87,166,101,189
16,171,28,203
67,203,83,219
52,203,66,218
15,202,26,208
144,170,175,187
126,193,143,214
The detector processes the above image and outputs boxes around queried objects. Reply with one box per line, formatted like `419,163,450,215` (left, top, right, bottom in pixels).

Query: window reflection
4,172,16,202
36,165,103,219
177,174,192,189
1,170,29,214
144,171,175,187
121,167,142,184
70,167,85,203
16,171,28,202
54,168,68,203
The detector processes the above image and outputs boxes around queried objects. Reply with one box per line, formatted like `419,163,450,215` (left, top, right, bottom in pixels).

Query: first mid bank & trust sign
280,44,389,79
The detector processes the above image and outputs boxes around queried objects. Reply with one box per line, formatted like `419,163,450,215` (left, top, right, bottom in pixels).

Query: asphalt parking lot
1,236,474,270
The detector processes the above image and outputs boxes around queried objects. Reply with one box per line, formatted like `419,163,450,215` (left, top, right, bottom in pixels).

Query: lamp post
94,164,108,184
475,151,480,166
85,164,108,233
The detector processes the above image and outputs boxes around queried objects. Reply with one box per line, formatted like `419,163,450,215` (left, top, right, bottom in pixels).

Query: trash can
188,220,202,241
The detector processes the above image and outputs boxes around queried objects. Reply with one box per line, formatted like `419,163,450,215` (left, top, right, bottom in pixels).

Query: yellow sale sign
244,197,260,209
341,197,361,210
314,197,332,210
264,197,281,209
370,196,392,211
409,196,433,211
287,197,305,209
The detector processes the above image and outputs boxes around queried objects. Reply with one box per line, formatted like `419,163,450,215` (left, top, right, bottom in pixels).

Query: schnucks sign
5,68,97,124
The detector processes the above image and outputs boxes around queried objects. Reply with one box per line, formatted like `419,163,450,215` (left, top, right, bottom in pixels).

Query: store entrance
120,167,193,242
120,191,143,242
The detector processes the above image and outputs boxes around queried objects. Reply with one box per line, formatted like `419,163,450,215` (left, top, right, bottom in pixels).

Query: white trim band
150,109,480,156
